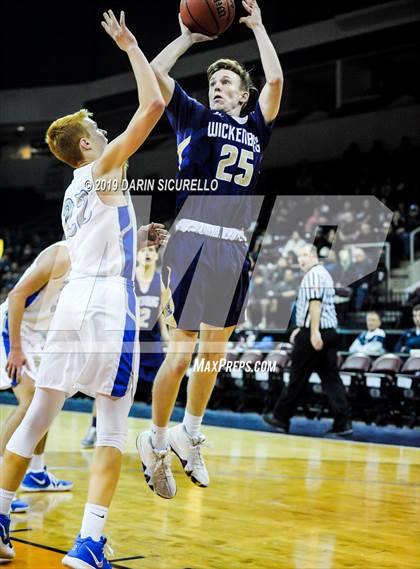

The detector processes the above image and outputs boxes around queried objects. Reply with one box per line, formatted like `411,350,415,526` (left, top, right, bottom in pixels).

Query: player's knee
14,383,35,411
96,431,127,454
167,353,192,377
16,392,34,415
199,352,226,366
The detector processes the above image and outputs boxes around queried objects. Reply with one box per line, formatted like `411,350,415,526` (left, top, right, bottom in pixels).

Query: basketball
180,0,236,36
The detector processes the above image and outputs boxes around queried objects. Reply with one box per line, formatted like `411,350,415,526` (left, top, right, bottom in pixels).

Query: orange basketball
180,0,236,36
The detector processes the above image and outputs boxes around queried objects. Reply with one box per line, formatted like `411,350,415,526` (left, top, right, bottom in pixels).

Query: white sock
183,411,203,438
80,503,109,541
29,453,45,473
0,489,15,516
151,424,168,451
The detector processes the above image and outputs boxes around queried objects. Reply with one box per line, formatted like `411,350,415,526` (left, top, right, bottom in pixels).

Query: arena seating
204,348,419,428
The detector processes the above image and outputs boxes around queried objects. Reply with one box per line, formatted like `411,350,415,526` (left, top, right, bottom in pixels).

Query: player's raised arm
240,0,283,123
94,10,165,176
150,15,216,105
5,245,70,382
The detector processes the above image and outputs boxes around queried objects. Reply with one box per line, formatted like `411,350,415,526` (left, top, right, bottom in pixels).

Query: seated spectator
395,304,420,353
282,231,305,259
349,311,386,356
389,210,406,267
348,248,374,311
403,203,420,258
337,211,360,243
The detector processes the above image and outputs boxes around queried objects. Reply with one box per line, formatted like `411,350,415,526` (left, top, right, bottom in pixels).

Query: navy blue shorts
162,231,251,331
139,353,164,383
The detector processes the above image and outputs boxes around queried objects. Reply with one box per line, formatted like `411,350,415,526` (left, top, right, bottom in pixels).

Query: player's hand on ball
310,331,324,351
178,14,217,44
239,0,262,29
101,10,138,52
6,348,27,384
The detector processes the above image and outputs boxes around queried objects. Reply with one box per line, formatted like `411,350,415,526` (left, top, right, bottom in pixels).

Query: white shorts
37,277,140,399
0,315,44,390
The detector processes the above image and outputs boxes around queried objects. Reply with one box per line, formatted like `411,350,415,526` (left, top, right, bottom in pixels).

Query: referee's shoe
263,413,289,433
325,421,353,436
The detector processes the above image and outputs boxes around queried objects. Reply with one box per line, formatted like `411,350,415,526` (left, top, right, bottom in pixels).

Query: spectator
403,203,420,258
349,248,373,311
394,304,420,353
304,207,320,233
282,230,305,259
405,203,420,232
337,211,360,243
388,210,406,267
349,311,386,356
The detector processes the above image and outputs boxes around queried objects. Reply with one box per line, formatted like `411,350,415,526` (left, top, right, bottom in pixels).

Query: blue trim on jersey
25,288,43,308
2,315,10,357
111,283,136,397
118,206,134,281
358,331,385,345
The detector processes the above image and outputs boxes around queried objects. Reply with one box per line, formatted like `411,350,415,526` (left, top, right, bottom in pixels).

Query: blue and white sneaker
62,535,113,569
81,426,97,449
21,467,73,492
0,513,15,561
11,497,29,513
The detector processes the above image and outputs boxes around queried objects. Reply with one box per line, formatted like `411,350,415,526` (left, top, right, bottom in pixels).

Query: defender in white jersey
0,242,72,509
0,11,165,568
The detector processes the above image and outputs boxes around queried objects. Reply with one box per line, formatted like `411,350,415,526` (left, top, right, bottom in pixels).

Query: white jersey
295,263,338,329
62,162,137,281
1,241,69,335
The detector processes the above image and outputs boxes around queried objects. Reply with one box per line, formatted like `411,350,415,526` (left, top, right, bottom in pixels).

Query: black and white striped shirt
296,264,338,329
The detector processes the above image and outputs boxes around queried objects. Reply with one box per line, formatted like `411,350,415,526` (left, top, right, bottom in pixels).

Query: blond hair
45,109,92,167
207,59,253,92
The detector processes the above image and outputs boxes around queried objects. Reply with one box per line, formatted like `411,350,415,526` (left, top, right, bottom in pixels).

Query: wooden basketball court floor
1,404,419,569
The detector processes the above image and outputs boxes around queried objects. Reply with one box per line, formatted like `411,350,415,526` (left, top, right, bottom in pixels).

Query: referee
264,244,352,435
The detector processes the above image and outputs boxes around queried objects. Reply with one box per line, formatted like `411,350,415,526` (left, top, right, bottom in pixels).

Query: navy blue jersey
136,270,163,365
166,81,274,228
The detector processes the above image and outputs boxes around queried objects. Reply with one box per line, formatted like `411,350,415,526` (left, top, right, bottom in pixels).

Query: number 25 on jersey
216,144,254,187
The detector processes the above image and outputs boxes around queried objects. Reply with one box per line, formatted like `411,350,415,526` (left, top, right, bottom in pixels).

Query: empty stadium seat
263,350,291,413
339,354,372,421
394,356,420,427
237,350,265,413
211,351,242,411
363,354,403,425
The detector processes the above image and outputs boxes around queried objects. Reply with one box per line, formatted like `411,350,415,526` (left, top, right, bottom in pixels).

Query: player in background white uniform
80,246,169,449
0,11,165,568
0,242,72,512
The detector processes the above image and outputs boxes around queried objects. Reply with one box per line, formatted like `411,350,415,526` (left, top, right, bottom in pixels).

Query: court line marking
112,555,145,561
213,472,420,487
11,537,132,569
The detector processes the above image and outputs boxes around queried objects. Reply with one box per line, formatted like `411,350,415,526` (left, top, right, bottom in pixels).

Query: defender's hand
102,10,138,52
239,0,263,29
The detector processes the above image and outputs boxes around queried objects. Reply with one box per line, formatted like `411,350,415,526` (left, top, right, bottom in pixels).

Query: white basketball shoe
168,424,210,488
136,431,176,499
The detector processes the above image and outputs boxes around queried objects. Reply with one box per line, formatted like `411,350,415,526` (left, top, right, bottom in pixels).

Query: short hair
207,59,253,92
413,304,420,312
45,109,92,167
299,243,318,257
367,311,381,319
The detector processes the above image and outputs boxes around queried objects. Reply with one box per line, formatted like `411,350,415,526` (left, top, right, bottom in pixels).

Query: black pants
273,328,351,428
